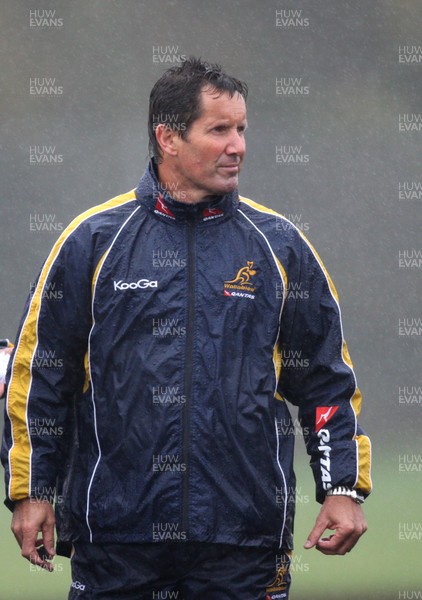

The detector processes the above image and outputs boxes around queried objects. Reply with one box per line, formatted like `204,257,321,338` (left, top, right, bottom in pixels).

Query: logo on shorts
224,261,257,300
315,406,339,432
71,580,86,591
266,552,291,596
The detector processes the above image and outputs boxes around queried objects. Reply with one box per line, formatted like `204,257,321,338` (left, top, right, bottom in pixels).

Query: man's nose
225,130,246,157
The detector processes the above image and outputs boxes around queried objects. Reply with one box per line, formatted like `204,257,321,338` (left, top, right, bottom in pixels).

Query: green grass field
1,447,421,599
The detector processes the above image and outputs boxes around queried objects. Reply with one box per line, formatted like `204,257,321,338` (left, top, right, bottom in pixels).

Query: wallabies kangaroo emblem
226,261,256,285
266,554,290,594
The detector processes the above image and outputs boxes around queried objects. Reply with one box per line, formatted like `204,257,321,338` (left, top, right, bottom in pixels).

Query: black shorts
68,542,291,600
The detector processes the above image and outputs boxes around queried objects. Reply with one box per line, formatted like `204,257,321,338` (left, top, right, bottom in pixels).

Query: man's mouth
218,164,240,172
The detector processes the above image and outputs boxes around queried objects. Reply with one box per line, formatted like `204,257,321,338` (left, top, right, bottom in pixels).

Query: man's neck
156,162,208,205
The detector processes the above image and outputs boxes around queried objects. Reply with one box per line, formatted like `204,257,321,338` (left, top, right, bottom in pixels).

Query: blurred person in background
0,340,13,398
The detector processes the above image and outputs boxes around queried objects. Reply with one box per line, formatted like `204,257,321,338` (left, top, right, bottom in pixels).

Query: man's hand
304,495,367,555
11,498,56,571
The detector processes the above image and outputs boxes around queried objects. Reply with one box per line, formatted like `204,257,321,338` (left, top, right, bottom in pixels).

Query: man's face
169,86,247,200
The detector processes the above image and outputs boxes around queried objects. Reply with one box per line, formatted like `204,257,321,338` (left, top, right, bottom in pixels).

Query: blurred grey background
0,0,421,597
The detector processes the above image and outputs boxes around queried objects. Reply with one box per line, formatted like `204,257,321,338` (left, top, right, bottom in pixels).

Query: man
2,58,371,599
0,340,13,398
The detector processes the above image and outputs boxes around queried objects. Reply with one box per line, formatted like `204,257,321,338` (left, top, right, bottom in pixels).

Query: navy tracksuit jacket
2,160,371,554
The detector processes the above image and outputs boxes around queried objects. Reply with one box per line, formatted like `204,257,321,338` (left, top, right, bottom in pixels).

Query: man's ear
154,124,180,158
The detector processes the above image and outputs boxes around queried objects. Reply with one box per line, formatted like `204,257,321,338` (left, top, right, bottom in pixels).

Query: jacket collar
135,159,239,225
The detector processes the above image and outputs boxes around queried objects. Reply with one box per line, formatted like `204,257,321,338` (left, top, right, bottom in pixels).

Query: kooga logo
114,279,158,291
71,581,86,591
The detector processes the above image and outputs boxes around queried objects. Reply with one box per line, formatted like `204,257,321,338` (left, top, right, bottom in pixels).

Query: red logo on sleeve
315,406,339,432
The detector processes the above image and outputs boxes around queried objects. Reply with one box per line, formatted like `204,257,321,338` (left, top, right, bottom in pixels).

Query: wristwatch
326,486,365,504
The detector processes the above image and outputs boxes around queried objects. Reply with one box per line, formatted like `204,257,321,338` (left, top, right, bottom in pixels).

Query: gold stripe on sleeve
7,190,136,500
354,434,372,493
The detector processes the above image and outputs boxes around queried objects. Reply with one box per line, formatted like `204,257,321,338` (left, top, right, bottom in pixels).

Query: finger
304,519,329,549
317,531,356,554
29,546,54,573
21,529,42,562
19,524,51,561
316,528,361,555
41,519,56,557
21,537,51,569
316,537,344,555
29,551,55,571
24,540,55,572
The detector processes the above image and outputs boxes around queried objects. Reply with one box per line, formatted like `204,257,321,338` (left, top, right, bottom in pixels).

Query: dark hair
148,57,248,162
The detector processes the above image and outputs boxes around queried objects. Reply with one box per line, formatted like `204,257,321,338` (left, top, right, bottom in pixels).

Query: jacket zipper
182,215,196,536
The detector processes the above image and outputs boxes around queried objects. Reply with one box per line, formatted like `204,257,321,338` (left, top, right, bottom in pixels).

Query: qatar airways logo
318,428,332,491
315,406,338,491
113,279,158,291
